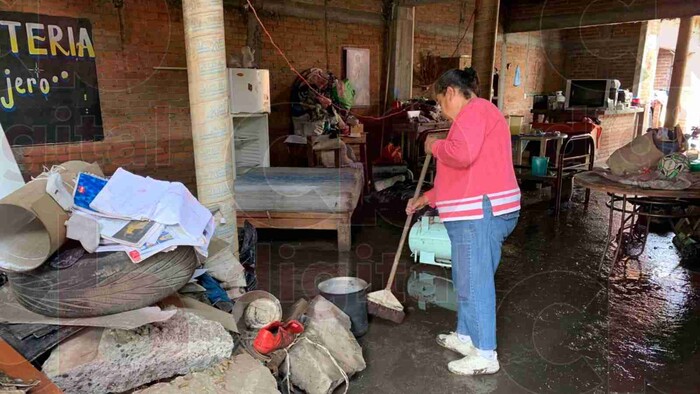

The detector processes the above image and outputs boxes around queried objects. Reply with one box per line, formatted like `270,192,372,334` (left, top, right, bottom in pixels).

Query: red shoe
253,320,304,355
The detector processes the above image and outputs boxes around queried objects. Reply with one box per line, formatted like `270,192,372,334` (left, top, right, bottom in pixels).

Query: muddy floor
250,189,700,393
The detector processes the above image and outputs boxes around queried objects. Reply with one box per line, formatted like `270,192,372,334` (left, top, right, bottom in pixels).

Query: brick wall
5,0,250,191
258,14,385,165
412,2,475,97
6,0,384,185
412,2,564,127
6,0,567,189
562,23,642,89
414,0,473,56
654,48,674,91
498,30,566,128
595,113,640,164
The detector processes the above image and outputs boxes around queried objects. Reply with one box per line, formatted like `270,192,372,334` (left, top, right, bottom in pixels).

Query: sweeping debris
367,154,432,324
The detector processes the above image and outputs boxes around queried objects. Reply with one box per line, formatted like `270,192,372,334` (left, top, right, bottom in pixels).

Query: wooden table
513,133,568,167
575,171,700,199
575,171,700,272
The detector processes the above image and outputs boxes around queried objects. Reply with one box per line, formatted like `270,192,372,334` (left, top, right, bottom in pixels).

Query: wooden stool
341,132,370,193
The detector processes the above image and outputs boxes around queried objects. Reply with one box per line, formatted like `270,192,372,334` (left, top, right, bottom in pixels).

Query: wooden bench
234,167,363,251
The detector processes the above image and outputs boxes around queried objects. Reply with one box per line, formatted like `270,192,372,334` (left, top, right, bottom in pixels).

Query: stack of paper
72,168,215,263
98,216,164,248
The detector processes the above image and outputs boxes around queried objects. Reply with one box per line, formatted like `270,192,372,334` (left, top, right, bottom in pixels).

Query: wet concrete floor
251,190,700,393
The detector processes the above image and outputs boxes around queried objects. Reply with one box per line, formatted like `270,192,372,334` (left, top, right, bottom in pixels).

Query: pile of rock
42,311,233,394
41,295,366,394
286,297,366,394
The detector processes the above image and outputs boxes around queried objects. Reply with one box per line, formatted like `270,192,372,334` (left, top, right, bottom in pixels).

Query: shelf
231,112,270,118
231,113,269,173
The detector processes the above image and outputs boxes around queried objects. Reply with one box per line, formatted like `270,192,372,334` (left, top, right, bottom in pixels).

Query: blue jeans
443,197,519,351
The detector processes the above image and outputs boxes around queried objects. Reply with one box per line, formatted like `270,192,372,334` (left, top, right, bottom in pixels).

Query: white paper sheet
197,216,216,257
89,168,213,241
95,244,128,253
89,168,170,220
151,181,212,240
125,226,199,263
189,268,208,283
284,134,307,145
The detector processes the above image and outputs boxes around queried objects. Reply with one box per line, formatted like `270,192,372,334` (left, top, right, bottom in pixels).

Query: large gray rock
42,311,233,394
135,352,279,394
287,296,366,394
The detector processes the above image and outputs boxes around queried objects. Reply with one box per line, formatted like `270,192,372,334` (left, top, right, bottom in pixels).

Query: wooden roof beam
505,0,699,32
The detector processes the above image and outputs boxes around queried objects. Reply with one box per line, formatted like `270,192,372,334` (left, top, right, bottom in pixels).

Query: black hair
434,67,480,98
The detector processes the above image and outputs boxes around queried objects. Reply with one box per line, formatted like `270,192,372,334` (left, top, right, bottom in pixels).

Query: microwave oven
565,79,620,109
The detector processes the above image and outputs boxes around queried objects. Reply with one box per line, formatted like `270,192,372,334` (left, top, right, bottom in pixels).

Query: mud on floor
253,190,700,393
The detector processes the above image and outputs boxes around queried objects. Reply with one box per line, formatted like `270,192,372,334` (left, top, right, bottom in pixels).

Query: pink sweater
424,98,520,221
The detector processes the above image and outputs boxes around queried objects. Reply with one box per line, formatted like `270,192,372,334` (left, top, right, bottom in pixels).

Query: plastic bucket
531,156,549,177
318,277,369,337
691,160,700,173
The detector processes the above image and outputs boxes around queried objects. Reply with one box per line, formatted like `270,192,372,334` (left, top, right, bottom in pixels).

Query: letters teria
0,19,95,111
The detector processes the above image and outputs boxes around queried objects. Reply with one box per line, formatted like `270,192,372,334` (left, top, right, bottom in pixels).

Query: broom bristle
368,301,405,324
367,289,405,324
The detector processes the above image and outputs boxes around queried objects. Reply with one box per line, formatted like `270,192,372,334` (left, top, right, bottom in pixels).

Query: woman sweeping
406,67,520,375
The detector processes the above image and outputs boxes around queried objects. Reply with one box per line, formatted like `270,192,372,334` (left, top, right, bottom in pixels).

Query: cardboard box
350,123,364,137
0,161,103,273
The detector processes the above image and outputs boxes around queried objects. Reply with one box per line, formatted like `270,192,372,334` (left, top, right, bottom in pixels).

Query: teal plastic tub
531,156,549,177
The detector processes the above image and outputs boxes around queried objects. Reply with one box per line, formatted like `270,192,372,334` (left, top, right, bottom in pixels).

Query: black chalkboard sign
0,12,104,146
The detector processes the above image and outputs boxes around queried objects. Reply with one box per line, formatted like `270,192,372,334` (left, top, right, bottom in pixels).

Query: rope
29,164,67,182
283,347,292,394
29,165,74,190
244,0,406,122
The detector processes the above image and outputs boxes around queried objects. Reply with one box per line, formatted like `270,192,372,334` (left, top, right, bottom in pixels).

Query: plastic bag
332,79,356,109
607,132,664,176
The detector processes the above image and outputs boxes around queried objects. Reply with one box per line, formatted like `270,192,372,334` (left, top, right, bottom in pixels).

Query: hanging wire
245,0,406,122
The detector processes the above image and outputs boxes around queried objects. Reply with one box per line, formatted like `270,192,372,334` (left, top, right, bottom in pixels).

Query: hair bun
463,67,477,79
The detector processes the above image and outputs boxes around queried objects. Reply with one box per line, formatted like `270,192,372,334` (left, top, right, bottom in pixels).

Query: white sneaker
436,332,476,356
448,352,500,376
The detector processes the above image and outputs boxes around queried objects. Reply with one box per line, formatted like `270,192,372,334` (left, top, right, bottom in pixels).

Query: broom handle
386,153,433,290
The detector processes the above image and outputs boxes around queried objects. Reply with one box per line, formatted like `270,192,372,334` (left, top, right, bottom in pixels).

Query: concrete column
632,21,659,101
664,16,694,129
471,0,499,100
497,34,507,110
389,5,415,101
183,0,238,251
631,21,659,133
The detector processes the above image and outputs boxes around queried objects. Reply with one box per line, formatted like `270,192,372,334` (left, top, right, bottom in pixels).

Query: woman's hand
406,195,428,215
424,134,440,155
